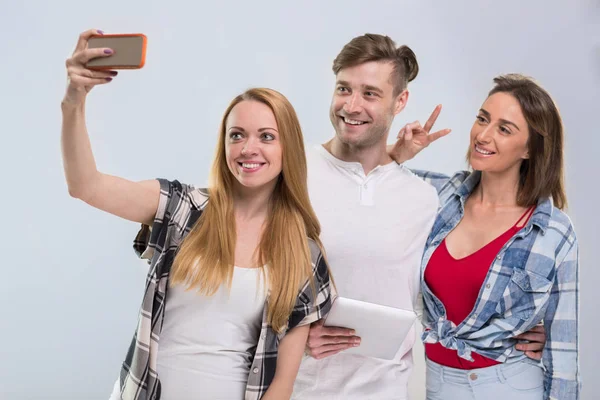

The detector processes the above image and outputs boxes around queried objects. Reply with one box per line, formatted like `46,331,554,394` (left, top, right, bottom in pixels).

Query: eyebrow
336,80,384,94
479,108,521,131
227,126,279,133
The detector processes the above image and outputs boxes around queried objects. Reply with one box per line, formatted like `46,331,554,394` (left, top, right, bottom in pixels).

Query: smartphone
86,33,147,70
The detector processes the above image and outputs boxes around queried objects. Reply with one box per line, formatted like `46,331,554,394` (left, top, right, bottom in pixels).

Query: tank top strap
514,205,536,229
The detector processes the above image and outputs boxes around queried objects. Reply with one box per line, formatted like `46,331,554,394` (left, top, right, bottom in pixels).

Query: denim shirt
415,170,580,400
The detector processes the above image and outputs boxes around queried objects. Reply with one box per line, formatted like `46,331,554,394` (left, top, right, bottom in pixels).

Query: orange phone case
86,33,147,70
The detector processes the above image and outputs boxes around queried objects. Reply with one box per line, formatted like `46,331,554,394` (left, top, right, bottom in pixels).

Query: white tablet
323,296,417,360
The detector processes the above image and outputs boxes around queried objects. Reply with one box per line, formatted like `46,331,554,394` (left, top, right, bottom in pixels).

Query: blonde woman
61,29,333,400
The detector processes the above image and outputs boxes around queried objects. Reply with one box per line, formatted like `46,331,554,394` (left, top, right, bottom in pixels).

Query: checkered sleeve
409,169,451,194
542,236,581,400
132,179,189,262
287,240,334,330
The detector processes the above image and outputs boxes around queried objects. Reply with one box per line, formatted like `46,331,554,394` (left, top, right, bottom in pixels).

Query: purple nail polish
104,49,113,54
105,77,113,82
110,71,118,76
97,30,104,35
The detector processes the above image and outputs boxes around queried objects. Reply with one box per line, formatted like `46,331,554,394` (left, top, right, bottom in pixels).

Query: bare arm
62,29,159,226
261,325,310,400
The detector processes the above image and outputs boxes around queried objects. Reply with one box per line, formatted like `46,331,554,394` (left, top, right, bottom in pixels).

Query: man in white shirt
292,34,448,400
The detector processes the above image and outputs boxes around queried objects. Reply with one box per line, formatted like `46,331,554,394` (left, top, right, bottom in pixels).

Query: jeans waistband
426,358,540,386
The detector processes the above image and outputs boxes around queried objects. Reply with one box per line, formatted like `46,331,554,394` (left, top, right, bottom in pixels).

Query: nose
343,93,363,114
476,125,493,143
241,137,259,156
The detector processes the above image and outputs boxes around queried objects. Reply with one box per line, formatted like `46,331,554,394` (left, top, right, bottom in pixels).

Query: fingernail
105,77,113,82
104,49,113,54
353,342,360,347
97,30,104,35
110,71,118,76
349,330,355,335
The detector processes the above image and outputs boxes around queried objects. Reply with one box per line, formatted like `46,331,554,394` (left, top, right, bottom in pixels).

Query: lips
474,144,495,156
340,116,368,126
237,161,266,173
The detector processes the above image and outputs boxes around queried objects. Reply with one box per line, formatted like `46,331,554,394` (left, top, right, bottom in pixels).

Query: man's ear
394,89,409,115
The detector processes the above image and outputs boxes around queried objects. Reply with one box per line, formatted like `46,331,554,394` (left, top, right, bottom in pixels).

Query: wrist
61,96,86,113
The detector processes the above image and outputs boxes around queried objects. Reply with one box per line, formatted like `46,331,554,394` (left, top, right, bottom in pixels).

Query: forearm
263,324,310,400
262,380,294,400
61,99,101,198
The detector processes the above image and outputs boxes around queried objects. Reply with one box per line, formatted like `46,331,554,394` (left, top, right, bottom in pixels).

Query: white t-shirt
110,267,266,400
292,145,438,400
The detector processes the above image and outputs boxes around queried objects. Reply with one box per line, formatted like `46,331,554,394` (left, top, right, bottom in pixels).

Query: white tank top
156,266,267,400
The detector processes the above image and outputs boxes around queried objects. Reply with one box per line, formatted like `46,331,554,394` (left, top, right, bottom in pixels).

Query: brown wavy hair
472,74,567,209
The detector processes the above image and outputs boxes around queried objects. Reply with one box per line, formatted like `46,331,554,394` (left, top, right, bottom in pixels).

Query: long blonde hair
170,88,324,332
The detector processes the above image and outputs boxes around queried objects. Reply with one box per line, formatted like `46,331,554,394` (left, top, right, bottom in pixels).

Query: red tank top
424,206,534,369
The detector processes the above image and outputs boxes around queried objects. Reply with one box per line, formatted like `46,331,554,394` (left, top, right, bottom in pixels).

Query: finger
67,67,119,79
69,66,117,80
423,104,442,133
69,75,114,87
313,344,354,359
73,47,115,65
516,342,544,352
321,335,361,345
405,121,422,131
528,325,546,333
318,326,356,337
426,128,451,144
75,29,104,53
307,334,360,349
396,126,405,139
524,350,542,361
404,124,413,142
312,319,325,327
514,332,545,343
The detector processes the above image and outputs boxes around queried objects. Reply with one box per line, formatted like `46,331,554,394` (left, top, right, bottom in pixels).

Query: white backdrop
1,1,598,398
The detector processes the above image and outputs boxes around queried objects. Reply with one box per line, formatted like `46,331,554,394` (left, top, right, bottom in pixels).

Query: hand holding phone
64,30,147,105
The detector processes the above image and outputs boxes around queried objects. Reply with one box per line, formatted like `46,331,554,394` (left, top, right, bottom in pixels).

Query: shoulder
157,179,209,211
545,206,577,246
396,165,440,196
307,238,326,267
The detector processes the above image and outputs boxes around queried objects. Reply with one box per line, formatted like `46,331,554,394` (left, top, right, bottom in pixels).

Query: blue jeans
426,358,544,400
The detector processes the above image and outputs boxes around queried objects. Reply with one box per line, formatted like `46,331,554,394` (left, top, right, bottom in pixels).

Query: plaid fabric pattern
116,179,333,400
414,170,581,400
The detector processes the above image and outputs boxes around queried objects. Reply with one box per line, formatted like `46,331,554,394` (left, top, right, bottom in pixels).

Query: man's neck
324,138,394,175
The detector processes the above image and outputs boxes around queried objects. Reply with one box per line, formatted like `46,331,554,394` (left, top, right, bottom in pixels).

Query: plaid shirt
115,179,333,400
414,170,580,400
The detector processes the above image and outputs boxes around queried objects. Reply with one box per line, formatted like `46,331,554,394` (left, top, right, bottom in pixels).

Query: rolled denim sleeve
542,238,581,399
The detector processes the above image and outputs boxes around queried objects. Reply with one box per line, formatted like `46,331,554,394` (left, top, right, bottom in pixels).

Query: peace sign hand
388,105,452,164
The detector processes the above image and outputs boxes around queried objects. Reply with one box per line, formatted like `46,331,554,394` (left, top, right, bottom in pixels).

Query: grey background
0,1,597,399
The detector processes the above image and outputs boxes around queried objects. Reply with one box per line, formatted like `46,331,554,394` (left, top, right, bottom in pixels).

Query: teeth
344,117,365,125
242,163,261,169
475,146,494,155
